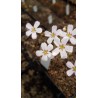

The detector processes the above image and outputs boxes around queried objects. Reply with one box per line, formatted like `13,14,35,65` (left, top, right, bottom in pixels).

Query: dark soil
21,61,55,98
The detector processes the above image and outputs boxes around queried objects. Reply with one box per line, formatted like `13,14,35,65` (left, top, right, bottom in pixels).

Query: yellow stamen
43,50,48,55
59,44,65,50
32,27,36,32
66,33,72,38
73,66,76,71
51,33,55,37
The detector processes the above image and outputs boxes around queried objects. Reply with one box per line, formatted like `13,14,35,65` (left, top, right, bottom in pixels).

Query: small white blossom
52,38,73,59
26,21,42,39
66,61,76,76
36,43,53,61
60,25,76,45
44,25,60,44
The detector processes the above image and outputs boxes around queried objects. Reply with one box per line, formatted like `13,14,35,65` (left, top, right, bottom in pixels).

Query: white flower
52,38,73,59
26,21,42,39
44,25,60,44
60,25,76,45
36,43,53,61
66,61,76,76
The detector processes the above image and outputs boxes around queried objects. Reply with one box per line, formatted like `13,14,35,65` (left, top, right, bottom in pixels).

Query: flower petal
52,25,57,33
50,54,54,59
41,42,47,50
47,37,53,44
59,30,66,37
36,28,42,33
26,23,32,30
54,37,60,46
61,37,69,45
65,45,73,53
52,48,60,56
26,31,32,37
31,33,37,39
66,69,74,76
41,55,48,61
67,24,73,33
34,21,40,28
56,29,61,35
72,28,76,35
60,50,67,59
66,61,74,68
48,44,53,51
47,52,52,58
70,36,76,45
36,50,43,56
54,36,60,41
44,31,51,37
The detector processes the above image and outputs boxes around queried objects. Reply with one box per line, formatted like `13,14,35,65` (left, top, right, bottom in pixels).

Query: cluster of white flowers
26,21,76,76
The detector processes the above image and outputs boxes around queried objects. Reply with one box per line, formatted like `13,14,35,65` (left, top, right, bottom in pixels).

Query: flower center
59,44,65,50
73,66,76,71
51,33,55,38
32,27,36,32
43,50,48,55
66,33,72,38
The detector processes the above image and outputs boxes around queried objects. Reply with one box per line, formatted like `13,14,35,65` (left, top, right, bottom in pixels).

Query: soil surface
21,60,55,98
